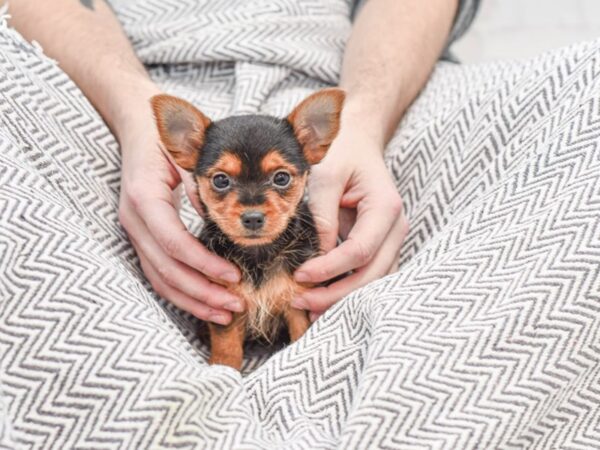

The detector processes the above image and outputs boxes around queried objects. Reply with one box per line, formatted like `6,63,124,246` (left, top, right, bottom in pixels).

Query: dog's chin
233,233,277,247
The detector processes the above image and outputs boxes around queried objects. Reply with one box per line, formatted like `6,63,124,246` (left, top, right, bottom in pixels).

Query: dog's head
151,89,345,246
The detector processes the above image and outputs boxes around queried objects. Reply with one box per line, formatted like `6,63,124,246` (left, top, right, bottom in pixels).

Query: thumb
307,175,343,254
158,140,205,217
179,168,206,217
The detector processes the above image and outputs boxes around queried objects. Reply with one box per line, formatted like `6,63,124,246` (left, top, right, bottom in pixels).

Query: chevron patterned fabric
1,1,600,448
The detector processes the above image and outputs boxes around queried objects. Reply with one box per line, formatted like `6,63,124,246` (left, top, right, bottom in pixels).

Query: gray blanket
1,1,599,448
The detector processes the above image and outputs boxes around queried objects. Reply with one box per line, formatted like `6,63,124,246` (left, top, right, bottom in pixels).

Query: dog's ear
287,88,345,165
151,94,211,171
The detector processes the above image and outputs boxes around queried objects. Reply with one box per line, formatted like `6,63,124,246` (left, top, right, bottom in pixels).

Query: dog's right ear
151,94,211,171
287,88,345,165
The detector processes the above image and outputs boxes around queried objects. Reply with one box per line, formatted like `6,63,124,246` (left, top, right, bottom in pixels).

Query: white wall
453,0,600,62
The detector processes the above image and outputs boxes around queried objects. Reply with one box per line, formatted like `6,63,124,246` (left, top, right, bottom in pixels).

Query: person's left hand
291,127,409,321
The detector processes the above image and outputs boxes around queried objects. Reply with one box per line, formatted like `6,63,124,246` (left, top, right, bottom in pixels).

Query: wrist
99,73,162,145
335,96,388,153
338,96,389,151
324,127,386,169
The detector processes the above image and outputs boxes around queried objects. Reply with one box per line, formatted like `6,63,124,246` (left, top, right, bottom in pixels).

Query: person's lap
338,39,600,447
2,19,599,447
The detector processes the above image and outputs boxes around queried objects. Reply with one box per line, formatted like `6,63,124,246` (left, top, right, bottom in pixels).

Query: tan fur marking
197,173,308,247
198,177,245,241
230,271,308,341
284,308,311,342
209,152,242,178
208,276,311,368
260,150,298,175
208,315,246,369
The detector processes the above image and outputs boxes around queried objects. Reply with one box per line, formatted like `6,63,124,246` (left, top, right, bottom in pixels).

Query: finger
387,215,409,275
127,215,244,312
386,242,404,275
139,251,233,325
338,207,356,240
387,258,399,275
136,198,240,283
293,216,407,312
296,193,402,283
180,169,206,217
307,168,344,254
309,311,321,322
172,184,183,211
163,142,205,218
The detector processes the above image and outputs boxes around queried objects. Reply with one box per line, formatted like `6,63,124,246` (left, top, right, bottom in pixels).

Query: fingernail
291,297,308,310
220,271,240,283
294,271,310,283
209,313,230,326
224,300,244,313
309,312,321,322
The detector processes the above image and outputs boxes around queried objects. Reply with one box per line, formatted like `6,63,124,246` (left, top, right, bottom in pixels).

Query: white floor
453,0,600,63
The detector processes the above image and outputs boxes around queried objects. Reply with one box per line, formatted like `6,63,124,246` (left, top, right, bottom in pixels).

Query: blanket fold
1,3,599,448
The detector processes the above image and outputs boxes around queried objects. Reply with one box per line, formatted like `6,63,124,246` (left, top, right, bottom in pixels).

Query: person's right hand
117,93,243,325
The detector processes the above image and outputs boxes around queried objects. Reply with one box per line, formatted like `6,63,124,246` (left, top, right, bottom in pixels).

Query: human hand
292,128,409,320
117,95,243,325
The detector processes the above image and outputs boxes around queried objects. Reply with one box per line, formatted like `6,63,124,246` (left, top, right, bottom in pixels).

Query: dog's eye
272,171,291,188
212,173,231,191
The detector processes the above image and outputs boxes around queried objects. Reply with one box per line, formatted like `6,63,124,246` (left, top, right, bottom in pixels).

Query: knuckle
156,264,175,287
311,291,337,310
150,280,166,298
318,222,336,241
389,195,403,216
194,254,210,274
196,312,212,322
124,181,147,210
317,265,336,281
161,235,181,258
194,286,215,305
190,307,211,321
190,256,210,277
400,216,410,235
117,207,130,229
351,241,375,266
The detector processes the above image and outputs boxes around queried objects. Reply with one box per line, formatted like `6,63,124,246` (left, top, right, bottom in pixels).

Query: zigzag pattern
1,2,599,448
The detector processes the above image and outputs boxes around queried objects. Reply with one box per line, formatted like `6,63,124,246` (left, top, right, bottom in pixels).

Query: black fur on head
151,89,345,287
198,115,308,176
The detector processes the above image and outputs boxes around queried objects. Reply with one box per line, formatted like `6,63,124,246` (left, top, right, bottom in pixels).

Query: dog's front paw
209,353,243,370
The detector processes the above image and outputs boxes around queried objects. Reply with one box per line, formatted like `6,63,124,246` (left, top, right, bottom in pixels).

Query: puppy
151,88,345,369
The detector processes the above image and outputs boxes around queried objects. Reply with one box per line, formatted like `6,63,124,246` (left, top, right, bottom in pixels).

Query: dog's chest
235,268,302,313
231,262,308,339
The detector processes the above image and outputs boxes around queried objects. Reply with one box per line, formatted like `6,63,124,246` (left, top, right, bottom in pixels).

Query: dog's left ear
287,88,345,165
151,94,211,171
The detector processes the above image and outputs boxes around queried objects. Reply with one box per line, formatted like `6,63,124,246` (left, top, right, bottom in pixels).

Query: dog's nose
241,211,265,231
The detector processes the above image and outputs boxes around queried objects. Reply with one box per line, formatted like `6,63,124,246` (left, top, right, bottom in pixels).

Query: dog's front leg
284,307,310,342
208,314,246,370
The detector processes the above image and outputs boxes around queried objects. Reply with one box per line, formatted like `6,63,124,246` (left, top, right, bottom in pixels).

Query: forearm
7,0,159,141
341,0,458,147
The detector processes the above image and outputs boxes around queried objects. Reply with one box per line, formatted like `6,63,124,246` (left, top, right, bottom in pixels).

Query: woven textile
1,2,599,448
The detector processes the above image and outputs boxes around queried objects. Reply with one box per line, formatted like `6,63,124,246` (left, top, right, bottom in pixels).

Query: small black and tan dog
151,89,345,369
